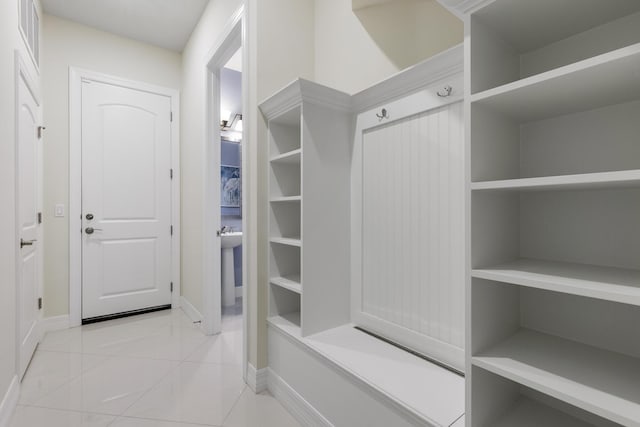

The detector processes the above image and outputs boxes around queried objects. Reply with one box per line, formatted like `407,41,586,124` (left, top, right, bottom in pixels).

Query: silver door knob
85,227,102,234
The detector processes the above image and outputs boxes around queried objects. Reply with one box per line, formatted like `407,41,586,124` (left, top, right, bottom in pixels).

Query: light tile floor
10,300,300,427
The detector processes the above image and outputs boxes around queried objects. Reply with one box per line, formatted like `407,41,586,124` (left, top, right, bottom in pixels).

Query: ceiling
41,0,209,52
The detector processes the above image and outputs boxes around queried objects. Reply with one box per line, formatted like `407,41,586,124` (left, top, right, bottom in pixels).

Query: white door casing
81,80,173,320
16,51,42,379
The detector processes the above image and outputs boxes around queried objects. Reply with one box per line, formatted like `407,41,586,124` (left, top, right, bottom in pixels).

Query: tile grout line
220,385,249,426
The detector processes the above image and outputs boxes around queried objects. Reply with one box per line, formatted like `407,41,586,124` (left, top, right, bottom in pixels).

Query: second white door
81,80,173,321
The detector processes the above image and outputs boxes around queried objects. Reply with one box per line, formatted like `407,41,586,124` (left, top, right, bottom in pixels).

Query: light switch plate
54,204,65,217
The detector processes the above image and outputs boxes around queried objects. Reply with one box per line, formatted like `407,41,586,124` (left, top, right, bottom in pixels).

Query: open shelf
491,396,599,427
473,329,640,426
270,148,301,164
270,196,302,202
267,312,301,337
471,170,640,192
470,43,640,122
473,259,640,307
270,275,302,294
270,237,301,247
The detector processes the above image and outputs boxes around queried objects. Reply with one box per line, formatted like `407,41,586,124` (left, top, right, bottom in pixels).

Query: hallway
8,305,299,427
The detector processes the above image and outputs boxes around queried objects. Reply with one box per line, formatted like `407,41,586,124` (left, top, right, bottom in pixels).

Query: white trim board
39,315,70,336
246,363,268,393
68,68,181,327
0,375,19,427
267,368,334,427
180,296,203,325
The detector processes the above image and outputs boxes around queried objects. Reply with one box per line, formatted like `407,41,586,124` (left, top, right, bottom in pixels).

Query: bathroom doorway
201,8,248,381
219,50,243,330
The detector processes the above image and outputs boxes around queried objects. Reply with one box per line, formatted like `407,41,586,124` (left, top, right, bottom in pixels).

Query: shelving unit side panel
471,191,519,268
471,278,520,355
300,102,352,336
520,188,640,270
469,16,520,95
469,104,519,182
470,366,520,427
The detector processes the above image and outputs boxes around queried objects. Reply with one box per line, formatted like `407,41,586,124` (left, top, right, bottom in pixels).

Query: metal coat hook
437,86,453,97
376,108,388,120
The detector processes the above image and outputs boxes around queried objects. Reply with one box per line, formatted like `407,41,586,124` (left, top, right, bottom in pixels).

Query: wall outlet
54,204,65,217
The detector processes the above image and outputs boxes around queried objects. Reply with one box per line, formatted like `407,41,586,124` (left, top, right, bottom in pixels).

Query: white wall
315,0,463,94
252,0,315,369
41,14,182,317
0,0,41,415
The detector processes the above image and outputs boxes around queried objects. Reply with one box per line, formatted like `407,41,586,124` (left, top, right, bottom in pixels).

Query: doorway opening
219,50,243,329
202,7,248,380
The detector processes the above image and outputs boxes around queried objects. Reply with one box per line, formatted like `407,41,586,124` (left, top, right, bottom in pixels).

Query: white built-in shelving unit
261,79,352,337
466,0,640,426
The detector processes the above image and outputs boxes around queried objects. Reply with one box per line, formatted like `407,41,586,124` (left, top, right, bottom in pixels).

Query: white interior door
81,80,173,321
17,60,42,379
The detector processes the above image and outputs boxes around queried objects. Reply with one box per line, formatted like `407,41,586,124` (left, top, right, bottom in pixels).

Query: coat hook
437,86,453,97
376,108,388,120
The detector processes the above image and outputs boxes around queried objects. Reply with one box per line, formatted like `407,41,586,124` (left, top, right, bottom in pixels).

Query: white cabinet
260,79,352,337
467,1,640,426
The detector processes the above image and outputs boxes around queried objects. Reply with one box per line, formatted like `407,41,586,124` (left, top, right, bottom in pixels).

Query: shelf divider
473,258,640,307
270,237,302,247
270,275,302,294
471,170,640,192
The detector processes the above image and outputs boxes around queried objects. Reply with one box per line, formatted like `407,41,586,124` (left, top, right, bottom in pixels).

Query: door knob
85,213,94,220
85,227,102,234
20,238,37,248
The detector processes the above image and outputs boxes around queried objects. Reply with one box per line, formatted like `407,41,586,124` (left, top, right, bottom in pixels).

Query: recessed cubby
471,279,640,426
470,100,640,183
470,367,619,427
269,200,301,241
269,284,301,328
472,188,640,272
269,242,300,281
269,106,301,157
470,0,640,94
269,162,301,198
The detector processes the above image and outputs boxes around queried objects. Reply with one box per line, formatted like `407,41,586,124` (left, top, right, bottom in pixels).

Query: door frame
15,49,43,375
202,5,249,378
68,68,181,327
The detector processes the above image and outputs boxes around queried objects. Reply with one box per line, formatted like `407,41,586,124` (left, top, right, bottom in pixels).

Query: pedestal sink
221,232,242,307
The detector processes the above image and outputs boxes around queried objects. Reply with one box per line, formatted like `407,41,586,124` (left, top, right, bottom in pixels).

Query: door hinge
170,111,173,122
37,212,42,224
37,297,42,310
170,168,173,179
170,225,173,236
170,282,174,293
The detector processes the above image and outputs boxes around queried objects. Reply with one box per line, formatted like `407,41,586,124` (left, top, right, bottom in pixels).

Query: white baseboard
246,363,268,393
180,296,203,324
235,286,243,298
0,375,19,427
267,368,333,427
40,315,70,337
